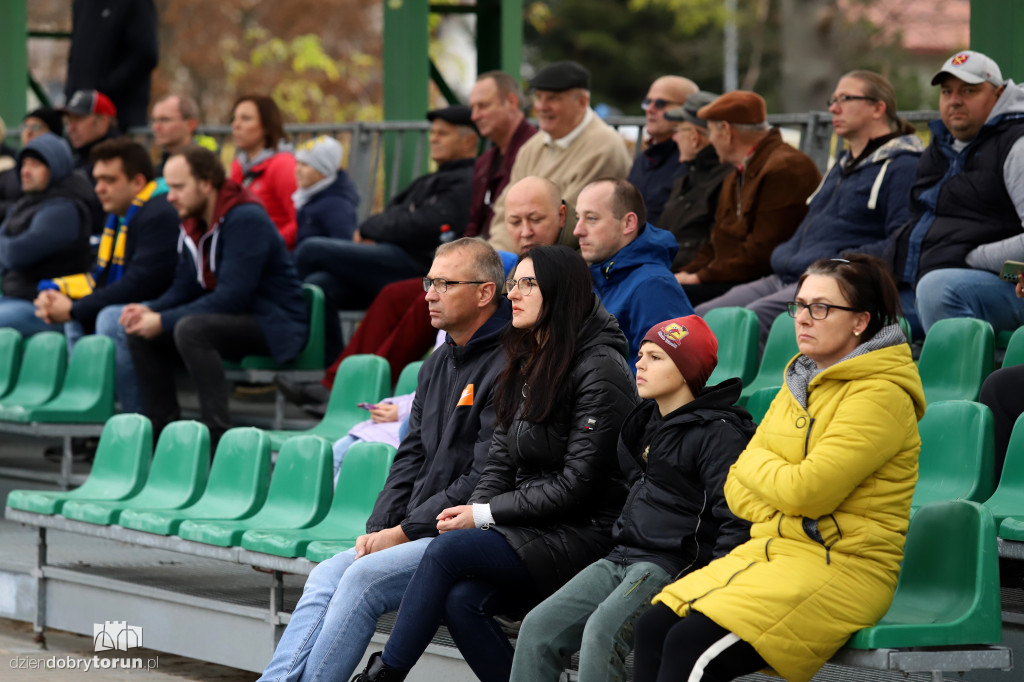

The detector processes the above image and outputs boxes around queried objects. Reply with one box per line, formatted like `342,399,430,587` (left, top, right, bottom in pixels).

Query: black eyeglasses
422,277,486,293
787,301,861,320
504,277,538,295
826,94,878,107
642,97,680,111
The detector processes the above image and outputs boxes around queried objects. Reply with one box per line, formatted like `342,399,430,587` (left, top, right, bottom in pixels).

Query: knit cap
641,315,719,395
295,135,343,178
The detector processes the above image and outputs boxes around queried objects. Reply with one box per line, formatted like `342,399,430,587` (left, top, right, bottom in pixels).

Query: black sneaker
42,437,99,463
274,377,330,408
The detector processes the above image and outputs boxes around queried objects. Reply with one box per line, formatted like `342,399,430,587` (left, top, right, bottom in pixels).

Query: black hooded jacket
367,298,512,540
606,378,755,577
470,300,639,597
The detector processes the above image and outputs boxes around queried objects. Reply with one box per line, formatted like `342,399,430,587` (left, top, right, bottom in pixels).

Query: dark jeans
980,364,1024,477
295,238,426,362
381,528,538,682
633,604,766,682
127,313,270,448
681,281,743,306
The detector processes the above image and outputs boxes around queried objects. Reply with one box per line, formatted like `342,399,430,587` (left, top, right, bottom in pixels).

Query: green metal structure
0,3,28,132
970,1,1024,82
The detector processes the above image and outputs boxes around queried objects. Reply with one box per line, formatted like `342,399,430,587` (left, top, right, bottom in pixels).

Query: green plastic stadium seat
231,284,325,372
177,435,333,547
984,413,1024,529
847,500,1001,649
1002,326,1024,368
996,329,1014,350
704,307,759,388
0,332,67,418
6,414,152,515
242,442,397,558
394,360,424,397
59,421,210,525
0,328,23,398
266,354,390,451
917,318,993,403
739,313,798,406
117,428,270,536
10,335,116,423
745,386,780,425
911,401,995,513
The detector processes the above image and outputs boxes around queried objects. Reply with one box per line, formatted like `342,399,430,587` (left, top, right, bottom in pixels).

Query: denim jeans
511,559,671,682
257,538,432,682
65,304,142,413
916,268,1024,334
381,528,537,682
331,434,360,487
0,296,63,336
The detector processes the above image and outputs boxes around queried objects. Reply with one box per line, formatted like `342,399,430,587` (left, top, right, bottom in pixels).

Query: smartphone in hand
357,402,375,411
1000,260,1024,282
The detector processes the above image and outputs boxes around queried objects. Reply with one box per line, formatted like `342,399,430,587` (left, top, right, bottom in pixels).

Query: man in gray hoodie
895,51,1024,335
0,133,95,335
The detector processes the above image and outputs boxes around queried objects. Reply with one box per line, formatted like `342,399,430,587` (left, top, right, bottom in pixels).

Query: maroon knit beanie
641,315,719,395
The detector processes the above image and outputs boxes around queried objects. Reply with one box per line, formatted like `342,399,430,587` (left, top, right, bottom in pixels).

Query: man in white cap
293,135,360,245
891,50,1024,336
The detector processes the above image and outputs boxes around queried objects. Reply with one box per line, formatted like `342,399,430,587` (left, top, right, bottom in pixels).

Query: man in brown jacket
675,91,821,305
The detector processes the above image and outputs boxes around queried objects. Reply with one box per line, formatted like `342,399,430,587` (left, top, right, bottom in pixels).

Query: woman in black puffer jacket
352,245,638,682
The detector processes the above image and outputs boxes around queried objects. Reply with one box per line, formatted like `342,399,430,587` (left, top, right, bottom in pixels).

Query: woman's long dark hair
494,245,595,428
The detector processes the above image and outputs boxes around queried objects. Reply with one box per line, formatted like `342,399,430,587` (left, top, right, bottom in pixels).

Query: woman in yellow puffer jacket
633,255,926,682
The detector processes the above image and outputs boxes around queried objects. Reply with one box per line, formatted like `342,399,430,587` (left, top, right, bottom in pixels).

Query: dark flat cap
665,91,720,128
697,91,766,125
530,61,591,92
24,107,64,138
426,104,477,133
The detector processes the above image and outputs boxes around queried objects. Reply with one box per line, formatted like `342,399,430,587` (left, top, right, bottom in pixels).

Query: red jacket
230,152,298,249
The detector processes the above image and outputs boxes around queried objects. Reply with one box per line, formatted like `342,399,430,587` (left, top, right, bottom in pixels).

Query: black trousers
633,604,766,682
682,282,744,306
127,314,270,448
980,363,1024,477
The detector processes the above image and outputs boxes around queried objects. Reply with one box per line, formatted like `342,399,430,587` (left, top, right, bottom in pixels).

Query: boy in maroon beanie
510,315,756,682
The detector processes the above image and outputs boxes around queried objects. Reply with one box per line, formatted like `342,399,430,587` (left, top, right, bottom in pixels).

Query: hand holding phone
999,260,1024,283
357,402,375,411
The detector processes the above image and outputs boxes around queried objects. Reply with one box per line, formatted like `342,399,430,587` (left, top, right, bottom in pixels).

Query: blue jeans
381,528,537,682
916,268,1024,334
0,296,62,336
331,434,359,487
257,537,432,682
65,304,141,413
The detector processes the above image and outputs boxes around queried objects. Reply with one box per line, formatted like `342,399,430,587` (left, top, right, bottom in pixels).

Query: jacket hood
863,133,925,164
447,296,513,350
577,298,630,359
182,179,262,241
929,79,1024,141
19,133,74,187
621,377,750,444
592,222,678,282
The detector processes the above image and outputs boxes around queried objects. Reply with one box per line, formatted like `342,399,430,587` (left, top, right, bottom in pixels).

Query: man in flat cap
295,104,479,361
487,60,632,252
675,90,821,305
892,50,1024,337
630,76,699,222
657,91,733,273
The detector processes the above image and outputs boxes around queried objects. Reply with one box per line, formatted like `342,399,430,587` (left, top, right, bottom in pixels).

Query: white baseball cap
931,50,1005,87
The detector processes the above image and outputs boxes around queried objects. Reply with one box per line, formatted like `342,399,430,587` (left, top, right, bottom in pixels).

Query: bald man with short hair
630,76,700,222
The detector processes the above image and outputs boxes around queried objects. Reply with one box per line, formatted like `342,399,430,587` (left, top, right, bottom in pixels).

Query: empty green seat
739,313,798,406
394,360,424,396
266,354,390,451
242,442,397,558
985,413,1024,530
911,401,995,513
704,307,759,388
0,328,23,398
177,435,333,547
745,385,780,425
1002,326,1024,368
117,427,270,536
59,421,211,525
6,414,152,515
917,318,993,403
0,332,67,418
7,335,116,423
846,500,1001,649
229,283,325,372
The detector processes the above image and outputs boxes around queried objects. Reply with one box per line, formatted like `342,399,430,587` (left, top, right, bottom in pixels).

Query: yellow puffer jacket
653,341,925,682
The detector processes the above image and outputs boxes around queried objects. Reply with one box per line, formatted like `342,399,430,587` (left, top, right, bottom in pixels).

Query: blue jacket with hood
0,133,94,300
296,170,360,244
770,133,924,284
590,223,695,368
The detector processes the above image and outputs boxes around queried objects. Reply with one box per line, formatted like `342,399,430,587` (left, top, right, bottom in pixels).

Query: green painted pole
383,0,430,192
0,2,28,137
475,0,522,77
970,0,1024,81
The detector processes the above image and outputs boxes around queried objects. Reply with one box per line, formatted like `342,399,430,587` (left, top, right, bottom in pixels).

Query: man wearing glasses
629,76,699,222
257,237,511,682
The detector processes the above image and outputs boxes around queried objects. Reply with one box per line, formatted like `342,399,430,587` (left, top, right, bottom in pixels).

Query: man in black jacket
295,104,479,361
35,139,179,413
511,315,754,682
257,237,511,682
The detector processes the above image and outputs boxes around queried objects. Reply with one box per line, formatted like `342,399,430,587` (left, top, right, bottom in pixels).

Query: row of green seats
6,414,398,562
0,330,115,424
